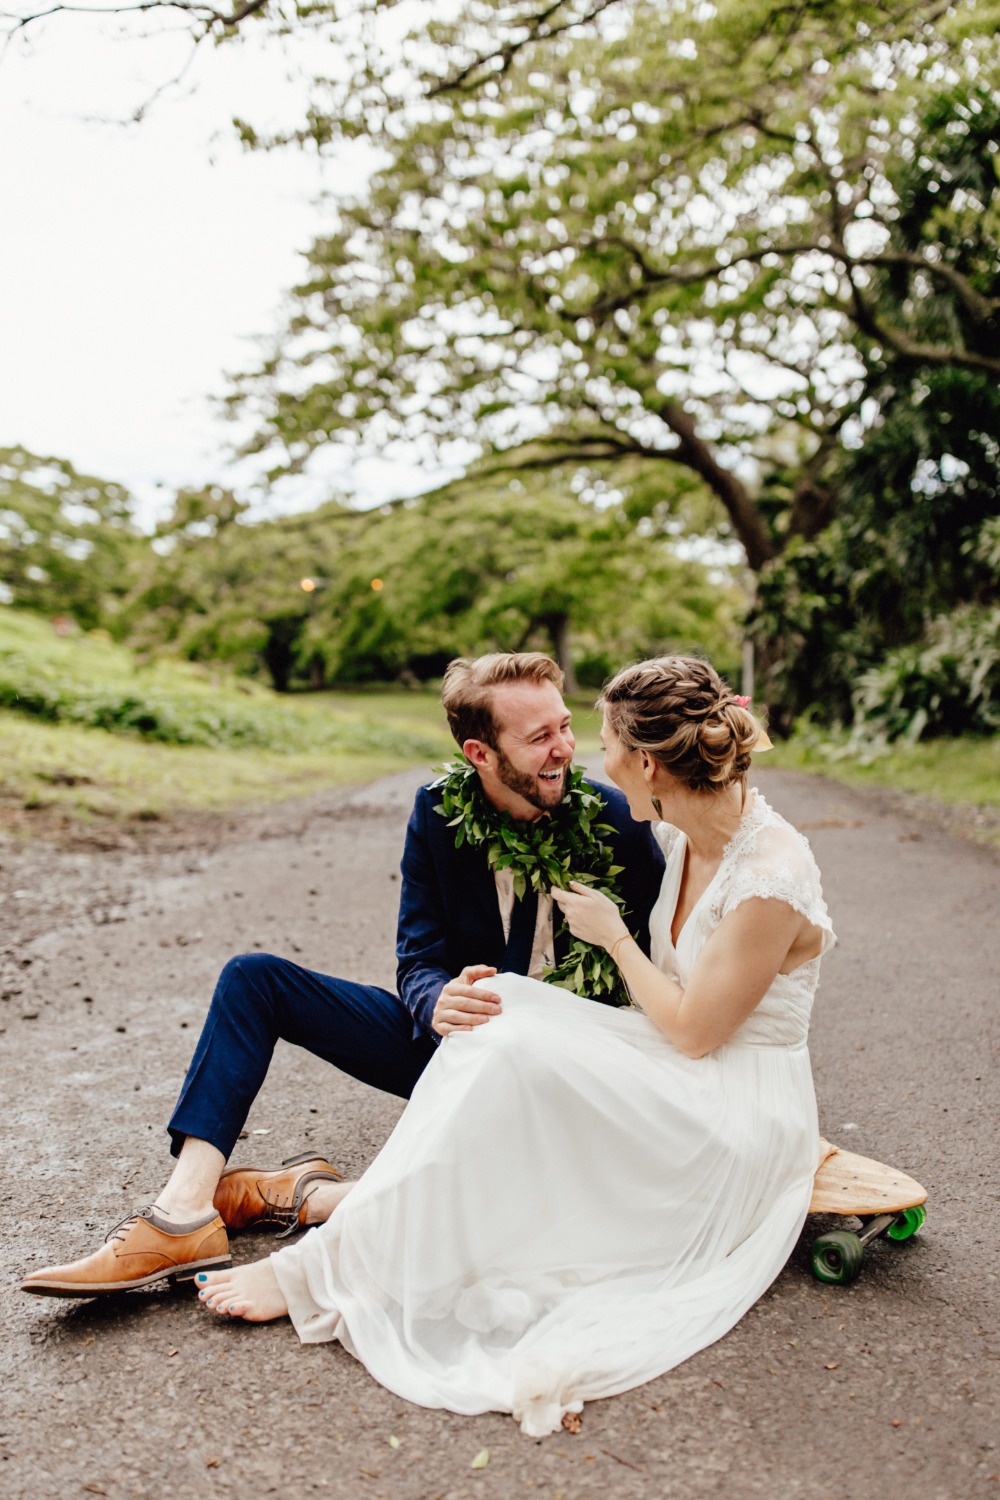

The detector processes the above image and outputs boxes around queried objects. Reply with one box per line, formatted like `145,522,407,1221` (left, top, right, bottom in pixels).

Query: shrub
0,609,444,758
851,605,1000,742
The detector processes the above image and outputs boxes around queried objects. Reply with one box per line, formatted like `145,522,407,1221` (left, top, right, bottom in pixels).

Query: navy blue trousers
167,953,438,1159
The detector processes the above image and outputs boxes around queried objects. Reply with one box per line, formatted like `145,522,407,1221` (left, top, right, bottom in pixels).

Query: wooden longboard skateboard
807,1140,927,1284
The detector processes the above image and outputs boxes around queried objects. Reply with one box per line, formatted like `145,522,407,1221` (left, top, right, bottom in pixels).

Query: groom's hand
432,966,502,1037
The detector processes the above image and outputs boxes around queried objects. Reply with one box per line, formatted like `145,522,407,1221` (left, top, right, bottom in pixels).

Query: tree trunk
262,614,305,693
656,399,777,572
545,613,579,694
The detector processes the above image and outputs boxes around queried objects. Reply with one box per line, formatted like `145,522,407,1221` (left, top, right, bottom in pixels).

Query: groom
22,651,664,1297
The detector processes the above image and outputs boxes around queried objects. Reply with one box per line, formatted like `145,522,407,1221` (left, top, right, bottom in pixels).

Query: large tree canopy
7,0,999,730
226,1,998,569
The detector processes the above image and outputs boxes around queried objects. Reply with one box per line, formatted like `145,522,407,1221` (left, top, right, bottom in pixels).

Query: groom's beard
494,749,569,814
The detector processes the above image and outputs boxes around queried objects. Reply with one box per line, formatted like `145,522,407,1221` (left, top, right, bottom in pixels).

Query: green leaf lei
430,755,633,1007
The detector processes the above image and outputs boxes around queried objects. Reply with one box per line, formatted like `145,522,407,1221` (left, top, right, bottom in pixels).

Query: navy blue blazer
396,776,665,1038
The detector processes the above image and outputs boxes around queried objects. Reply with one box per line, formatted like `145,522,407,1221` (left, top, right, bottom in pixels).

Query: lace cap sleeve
713,818,835,952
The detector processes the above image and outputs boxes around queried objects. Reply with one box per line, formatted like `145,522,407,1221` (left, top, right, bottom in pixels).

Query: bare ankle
303,1180,355,1225
157,1138,226,1222
155,1188,216,1222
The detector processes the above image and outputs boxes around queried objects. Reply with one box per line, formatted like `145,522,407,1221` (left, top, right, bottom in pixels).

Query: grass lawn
767,734,1000,809
2,609,995,838
0,610,453,834
766,733,1000,844
0,713,444,829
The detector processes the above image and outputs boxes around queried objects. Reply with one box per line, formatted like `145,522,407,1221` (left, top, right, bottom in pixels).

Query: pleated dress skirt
270,973,818,1436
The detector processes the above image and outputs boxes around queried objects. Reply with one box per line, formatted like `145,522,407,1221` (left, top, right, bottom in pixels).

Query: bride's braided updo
599,656,760,794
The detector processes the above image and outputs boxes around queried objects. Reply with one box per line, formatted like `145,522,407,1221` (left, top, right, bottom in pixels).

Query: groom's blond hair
442,653,564,749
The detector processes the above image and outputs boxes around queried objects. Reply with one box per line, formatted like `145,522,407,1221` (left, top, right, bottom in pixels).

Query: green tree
118,469,739,689
116,486,349,690
748,80,1000,728
0,446,140,629
295,469,741,687
219,0,998,722
11,1,997,728
229,4,995,521
750,364,1000,731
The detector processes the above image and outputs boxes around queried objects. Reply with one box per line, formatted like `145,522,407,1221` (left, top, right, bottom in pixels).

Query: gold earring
651,795,663,819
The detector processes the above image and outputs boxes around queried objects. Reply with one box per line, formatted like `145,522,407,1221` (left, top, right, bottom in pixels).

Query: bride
196,655,835,1436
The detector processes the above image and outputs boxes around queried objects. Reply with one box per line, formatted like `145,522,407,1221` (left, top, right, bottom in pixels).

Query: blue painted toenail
196,1274,207,1283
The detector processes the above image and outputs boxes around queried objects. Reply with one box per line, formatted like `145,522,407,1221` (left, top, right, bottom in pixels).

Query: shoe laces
258,1185,319,1239
104,1205,156,1244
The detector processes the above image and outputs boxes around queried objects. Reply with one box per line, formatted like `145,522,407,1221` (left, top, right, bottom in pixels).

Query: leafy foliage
852,605,1000,742
749,366,1000,731
432,754,632,1003
118,469,741,691
7,1,1000,737
230,1,999,568
0,607,444,756
214,0,1000,730
0,447,141,629
114,485,346,690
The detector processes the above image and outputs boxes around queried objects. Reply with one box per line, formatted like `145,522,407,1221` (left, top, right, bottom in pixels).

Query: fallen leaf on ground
205,1457,221,1468
251,1128,271,1136
471,1448,490,1469
561,1412,582,1434
82,1487,108,1496
824,1362,839,1370
166,1348,179,1358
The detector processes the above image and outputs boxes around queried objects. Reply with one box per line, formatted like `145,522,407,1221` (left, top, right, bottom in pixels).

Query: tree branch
1,0,268,40
480,410,776,571
579,236,1000,375
785,405,858,541
844,270,1000,378
655,399,775,570
426,0,622,97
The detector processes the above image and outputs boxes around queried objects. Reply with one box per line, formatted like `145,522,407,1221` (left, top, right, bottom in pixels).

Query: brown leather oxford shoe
20,1207,231,1298
213,1152,343,1237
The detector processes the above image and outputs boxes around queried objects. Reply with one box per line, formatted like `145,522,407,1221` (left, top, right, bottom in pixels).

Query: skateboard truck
808,1142,927,1285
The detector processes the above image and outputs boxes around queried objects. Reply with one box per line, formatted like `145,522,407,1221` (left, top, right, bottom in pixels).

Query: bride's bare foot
196,1259,288,1322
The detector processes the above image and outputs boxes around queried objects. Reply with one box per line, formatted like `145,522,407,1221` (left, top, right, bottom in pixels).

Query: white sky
0,7,460,527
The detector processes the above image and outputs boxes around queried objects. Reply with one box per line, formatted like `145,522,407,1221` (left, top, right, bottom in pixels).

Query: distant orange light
300,577,317,593
370,578,384,591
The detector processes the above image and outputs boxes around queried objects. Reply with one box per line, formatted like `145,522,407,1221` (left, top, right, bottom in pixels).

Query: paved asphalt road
1,765,998,1499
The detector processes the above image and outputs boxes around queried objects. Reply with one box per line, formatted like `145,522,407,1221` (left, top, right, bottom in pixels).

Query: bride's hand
551,881,629,951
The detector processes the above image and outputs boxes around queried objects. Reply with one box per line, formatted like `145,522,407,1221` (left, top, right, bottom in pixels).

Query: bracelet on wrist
609,933,632,965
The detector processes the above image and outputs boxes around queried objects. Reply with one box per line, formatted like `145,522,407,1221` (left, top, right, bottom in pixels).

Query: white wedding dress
271,792,835,1435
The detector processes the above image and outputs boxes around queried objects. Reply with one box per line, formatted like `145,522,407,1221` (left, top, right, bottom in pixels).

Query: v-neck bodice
647,792,835,1048
663,833,715,952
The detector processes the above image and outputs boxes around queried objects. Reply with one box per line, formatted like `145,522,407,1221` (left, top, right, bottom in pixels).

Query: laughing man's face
476,681,575,819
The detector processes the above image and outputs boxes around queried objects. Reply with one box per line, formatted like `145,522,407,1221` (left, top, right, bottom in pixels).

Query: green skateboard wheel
811,1229,864,1285
886,1204,927,1241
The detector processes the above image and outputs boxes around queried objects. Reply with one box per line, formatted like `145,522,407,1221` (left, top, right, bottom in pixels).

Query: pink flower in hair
733,695,751,707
